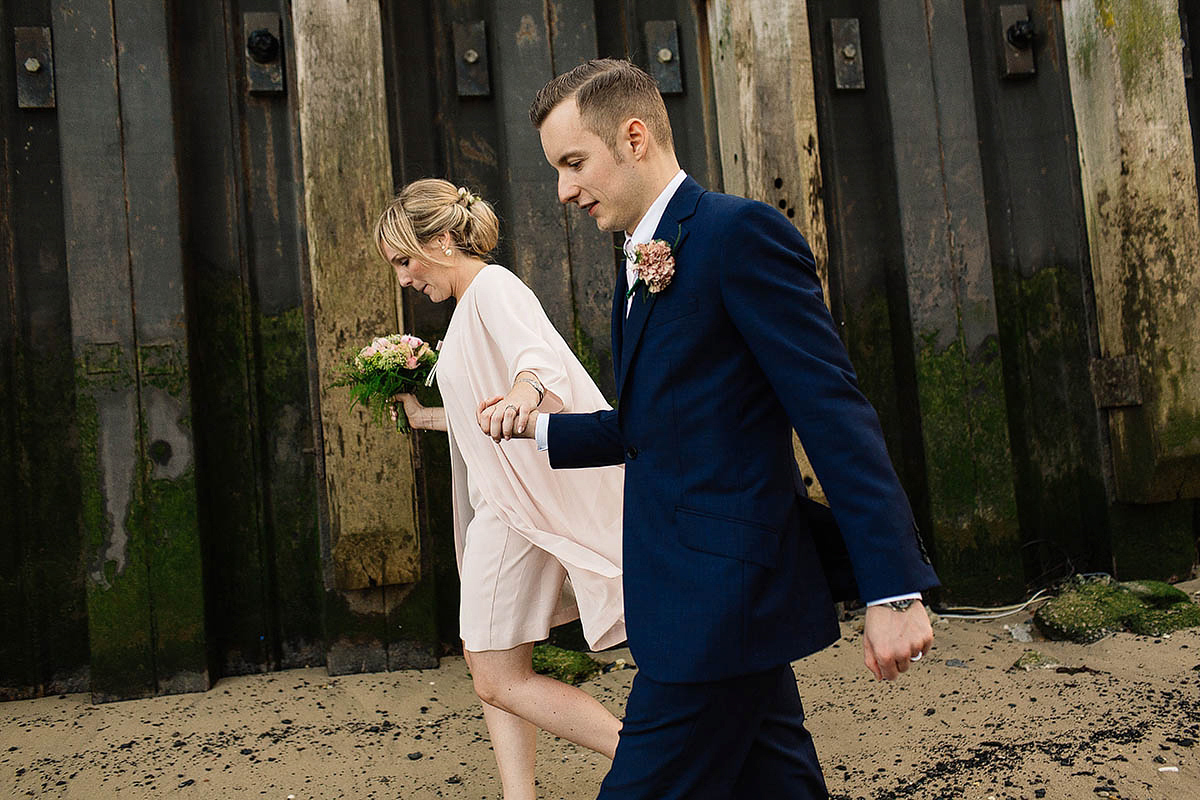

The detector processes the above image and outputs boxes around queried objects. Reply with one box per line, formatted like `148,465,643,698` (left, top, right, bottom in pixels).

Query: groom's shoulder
696,187,775,220
693,188,789,235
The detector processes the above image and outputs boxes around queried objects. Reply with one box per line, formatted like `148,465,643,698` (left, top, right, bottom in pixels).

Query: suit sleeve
546,409,625,469
718,202,938,601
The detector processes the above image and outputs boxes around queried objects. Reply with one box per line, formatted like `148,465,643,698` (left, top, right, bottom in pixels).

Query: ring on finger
505,404,517,414
910,652,923,663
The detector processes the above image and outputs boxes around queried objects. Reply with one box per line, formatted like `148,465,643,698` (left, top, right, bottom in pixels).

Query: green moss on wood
1114,0,1175,90
532,643,602,685
1034,575,1200,642
258,307,324,652
843,293,906,469
571,317,604,392
915,330,1022,601
132,466,207,681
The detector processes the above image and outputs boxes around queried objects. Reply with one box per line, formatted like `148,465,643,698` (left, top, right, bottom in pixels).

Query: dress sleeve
473,269,575,411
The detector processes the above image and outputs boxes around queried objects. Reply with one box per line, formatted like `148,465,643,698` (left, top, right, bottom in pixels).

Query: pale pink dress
437,264,625,652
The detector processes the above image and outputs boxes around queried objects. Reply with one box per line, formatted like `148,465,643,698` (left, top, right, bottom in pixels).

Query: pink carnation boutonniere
627,238,676,301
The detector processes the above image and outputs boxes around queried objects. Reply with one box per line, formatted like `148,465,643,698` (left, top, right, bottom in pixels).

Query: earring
443,247,453,256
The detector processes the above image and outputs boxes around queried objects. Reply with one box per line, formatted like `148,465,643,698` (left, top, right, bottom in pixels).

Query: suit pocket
675,505,781,568
646,295,700,329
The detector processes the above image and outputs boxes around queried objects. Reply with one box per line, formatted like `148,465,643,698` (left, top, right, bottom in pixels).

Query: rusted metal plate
645,20,683,94
14,27,55,108
999,5,1036,78
1090,356,1143,408
453,20,489,97
244,12,284,93
830,18,865,90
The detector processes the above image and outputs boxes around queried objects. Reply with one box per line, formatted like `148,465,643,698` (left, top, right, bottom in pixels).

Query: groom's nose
557,173,578,205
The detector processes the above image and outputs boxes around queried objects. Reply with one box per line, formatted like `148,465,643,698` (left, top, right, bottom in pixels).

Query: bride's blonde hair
375,178,499,267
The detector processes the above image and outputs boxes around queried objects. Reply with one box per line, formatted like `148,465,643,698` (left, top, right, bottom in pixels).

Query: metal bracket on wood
453,21,490,97
244,12,285,93
14,27,55,108
645,20,683,95
999,5,1036,79
830,19,865,91
1090,355,1143,408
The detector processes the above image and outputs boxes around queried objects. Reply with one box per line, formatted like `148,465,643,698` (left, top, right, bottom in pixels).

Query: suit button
626,446,639,460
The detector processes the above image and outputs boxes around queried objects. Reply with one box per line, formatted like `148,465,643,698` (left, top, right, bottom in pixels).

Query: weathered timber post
54,0,208,701
489,2,614,378
1062,1,1200,507
876,0,1024,600
292,0,435,671
707,0,831,501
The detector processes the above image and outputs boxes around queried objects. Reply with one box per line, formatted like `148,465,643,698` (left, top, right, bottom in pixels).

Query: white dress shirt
533,170,919,607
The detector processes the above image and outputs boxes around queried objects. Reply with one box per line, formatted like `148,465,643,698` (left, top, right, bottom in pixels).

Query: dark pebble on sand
179,779,195,787
408,752,423,760
240,748,254,756
945,659,967,668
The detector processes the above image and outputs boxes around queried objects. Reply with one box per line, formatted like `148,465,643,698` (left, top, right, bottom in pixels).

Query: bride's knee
468,663,527,710
469,666,510,708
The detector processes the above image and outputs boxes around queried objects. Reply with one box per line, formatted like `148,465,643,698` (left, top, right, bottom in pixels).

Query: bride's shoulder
475,264,533,298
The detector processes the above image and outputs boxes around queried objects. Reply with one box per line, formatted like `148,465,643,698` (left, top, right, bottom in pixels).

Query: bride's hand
478,383,538,442
391,393,425,429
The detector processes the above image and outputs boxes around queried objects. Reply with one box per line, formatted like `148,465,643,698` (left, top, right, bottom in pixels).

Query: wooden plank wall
54,0,208,701
1061,0,1200,576
0,1,90,700
171,0,325,677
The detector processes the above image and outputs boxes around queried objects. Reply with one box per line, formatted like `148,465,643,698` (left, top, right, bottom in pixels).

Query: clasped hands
477,378,540,442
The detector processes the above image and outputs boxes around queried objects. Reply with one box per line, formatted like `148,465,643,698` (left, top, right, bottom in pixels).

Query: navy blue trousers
598,664,829,799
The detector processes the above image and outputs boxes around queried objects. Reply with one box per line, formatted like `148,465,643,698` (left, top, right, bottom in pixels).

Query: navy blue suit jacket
548,178,938,683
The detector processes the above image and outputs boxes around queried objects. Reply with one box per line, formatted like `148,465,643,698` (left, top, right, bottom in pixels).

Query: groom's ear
625,118,649,160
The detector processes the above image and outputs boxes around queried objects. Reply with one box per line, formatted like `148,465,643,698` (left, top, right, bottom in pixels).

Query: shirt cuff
866,592,923,607
535,411,550,451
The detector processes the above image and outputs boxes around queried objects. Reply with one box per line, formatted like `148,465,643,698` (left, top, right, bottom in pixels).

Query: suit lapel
616,177,703,395
611,262,626,387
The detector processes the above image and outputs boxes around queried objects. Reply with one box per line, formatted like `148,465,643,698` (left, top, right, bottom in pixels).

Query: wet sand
3,579,1198,800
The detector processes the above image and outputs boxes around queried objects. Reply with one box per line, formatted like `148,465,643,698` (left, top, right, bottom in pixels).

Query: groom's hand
477,394,538,442
862,601,933,681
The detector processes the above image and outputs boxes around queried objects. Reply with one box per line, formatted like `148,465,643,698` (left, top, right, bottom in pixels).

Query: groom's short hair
530,59,674,155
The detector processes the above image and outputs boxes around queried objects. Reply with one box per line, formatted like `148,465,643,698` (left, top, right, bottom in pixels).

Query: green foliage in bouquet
330,334,439,432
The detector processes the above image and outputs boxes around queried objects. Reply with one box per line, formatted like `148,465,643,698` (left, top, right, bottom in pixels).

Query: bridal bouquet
332,334,439,432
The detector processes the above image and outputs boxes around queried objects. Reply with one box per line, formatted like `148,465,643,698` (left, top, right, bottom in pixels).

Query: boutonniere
626,238,677,301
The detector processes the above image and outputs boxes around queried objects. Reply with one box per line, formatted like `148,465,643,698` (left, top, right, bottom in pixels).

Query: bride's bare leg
466,649,538,800
480,699,538,800
466,642,622,760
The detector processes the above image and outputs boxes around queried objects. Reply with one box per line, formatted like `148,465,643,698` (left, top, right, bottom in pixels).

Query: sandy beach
3,579,1198,800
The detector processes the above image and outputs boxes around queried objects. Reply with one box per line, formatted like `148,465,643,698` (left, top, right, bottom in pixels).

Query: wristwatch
884,598,919,612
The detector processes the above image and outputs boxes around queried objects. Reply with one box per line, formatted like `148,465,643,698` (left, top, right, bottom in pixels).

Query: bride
378,178,625,800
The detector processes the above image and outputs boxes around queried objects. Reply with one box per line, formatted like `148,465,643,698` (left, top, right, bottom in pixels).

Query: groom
482,59,939,798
